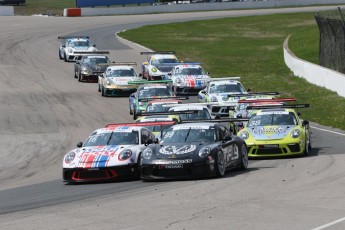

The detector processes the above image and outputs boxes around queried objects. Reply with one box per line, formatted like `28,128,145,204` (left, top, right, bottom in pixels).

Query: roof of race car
150,54,178,60
170,122,216,129
209,80,242,85
169,104,208,111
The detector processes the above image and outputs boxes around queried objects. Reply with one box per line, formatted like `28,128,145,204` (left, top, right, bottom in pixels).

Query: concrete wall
0,6,14,16
284,36,345,98
80,0,345,16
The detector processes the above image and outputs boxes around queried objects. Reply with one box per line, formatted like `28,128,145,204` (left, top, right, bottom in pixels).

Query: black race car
73,51,110,82
140,122,248,180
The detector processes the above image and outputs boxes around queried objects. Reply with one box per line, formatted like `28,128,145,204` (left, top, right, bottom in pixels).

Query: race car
229,98,297,134
62,123,156,183
128,81,175,120
141,51,179,80
135,118,179,139
73,51,110,82
140,122,248,180
237,104,311,158
144,98,184,113
58,36,97,62
168,63,210,95
98,62,141,96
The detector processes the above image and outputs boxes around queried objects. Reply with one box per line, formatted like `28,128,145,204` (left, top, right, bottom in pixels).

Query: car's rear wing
181,118,249,123
238,98,296,103
141,110,199,117
73,51,110,55
128,79,172,85
140,51,176,55
97,62,137,66
162,102,218,108
138,96,187,102
58,36,89,40
105,121,177,128
203,77,241,82
227,92,279,97
246,104,310,110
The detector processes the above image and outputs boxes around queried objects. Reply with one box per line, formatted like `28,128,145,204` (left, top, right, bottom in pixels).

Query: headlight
118,149,132,161
82,66,90,73
106,80,111,85
175,77,182,84
143,148,153,160
240,131,249,140
64,152,75,164
68,48,73,53
290,129,301,138
151,67,158,73
210,96,218,102
198,147,211,158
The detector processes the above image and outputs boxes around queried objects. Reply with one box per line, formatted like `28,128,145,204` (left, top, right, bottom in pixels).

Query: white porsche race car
58,36,97,62
62,123,156,183
141,51,179,80
168,63,210,95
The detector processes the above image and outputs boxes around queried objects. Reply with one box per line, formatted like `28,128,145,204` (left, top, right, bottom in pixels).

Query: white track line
312,217,345,230
311,126,345,137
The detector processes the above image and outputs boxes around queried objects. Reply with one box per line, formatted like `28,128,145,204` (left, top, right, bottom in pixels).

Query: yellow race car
237,104,311,158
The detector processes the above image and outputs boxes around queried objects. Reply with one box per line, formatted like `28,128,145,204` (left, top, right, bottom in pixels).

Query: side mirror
62,45,65,48
76,142,83,148
302,120,309,126
153,137,159,144
139,73,143,77
145,139,153,146
297,112,301,117
130,94,135,98
222,135,232,143
168,73,172,76
215,115,221,119
200,90,206,94
247,88,251,92
93,44,96,47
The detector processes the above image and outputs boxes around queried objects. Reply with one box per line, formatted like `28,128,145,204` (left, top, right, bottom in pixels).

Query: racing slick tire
74,70,78,79
64,53,68,62
135,153,142,179
129,106,133,115
133,109,138,120
101,86,106,97
215,151,225,177
59,50,63,60
98,84,101,92
78,73,82,82
239,144,248,170
304,136,311,156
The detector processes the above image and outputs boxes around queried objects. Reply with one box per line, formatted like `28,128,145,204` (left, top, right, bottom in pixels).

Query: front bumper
80,73,99,82
247,139,304,158
63,164,138,183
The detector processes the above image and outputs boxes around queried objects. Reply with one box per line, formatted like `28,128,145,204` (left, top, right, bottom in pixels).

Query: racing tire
304,136,310,156
98,84,101,92
78,73,82,82
101,86,106,97
215,151,225,177
239,144,248,170
59,50,63,60
135,154,142,179
129,106,133,115
64,53,68,62
74,70,78,79
133,109,138,120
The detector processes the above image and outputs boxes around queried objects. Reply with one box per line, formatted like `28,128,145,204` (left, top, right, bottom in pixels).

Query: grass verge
118,12,345,130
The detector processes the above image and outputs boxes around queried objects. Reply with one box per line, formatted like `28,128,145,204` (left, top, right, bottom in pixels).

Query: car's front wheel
133,109,138,120
239,144,248,170
64,53,67,62
98,84,101,92
78,73,82,82
59,50,63,60
101,86,106,97
215,151,225,177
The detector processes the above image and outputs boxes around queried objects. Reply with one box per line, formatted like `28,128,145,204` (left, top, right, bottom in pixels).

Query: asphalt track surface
1,6,345,230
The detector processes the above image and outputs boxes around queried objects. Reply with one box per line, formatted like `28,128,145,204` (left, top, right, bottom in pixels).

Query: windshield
161,127,215,143
108,69,137,77
71,40,90,47
83,131,139,146
209,83,246,94
248,112,297,127
176,109,211,120
175,68,204,76
84,57,108,65
138,87,174,98
151,58,179,66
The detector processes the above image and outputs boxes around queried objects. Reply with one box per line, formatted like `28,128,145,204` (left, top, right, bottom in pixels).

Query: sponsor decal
159,145,196,155
252,127,287,134
153,159,192,164
164,164,183,169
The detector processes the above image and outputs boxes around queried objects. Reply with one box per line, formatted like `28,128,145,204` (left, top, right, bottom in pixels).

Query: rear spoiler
140,51,176,55
238,98,296,103
58,36,89,40
162,102,217,108
246,104,310,110
105,121,176,128
181,118,249,123
128,79,172,85
227,92,279,97
97,62,137,66
73,51,110,55
141,110,198,116
138,96,187,102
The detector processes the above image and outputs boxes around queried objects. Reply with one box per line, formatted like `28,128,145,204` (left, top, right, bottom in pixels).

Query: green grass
118,12,345,130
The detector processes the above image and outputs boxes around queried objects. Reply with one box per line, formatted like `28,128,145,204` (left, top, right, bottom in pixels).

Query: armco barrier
284,36,345,98
0,6,14,16
63,0,345,17
63,8,81,17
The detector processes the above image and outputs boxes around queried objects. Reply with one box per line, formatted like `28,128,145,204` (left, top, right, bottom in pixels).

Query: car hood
247,125,295,140
154,143,202,159
67,145,133,168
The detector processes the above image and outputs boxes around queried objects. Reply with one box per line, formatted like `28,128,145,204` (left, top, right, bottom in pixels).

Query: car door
218,125,236,167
